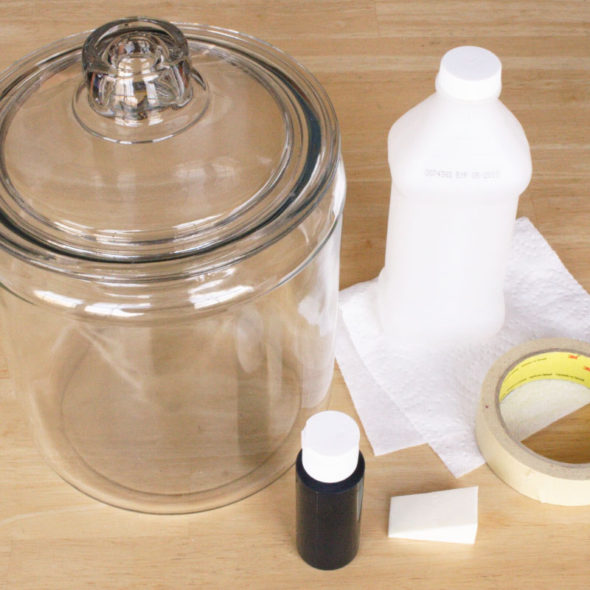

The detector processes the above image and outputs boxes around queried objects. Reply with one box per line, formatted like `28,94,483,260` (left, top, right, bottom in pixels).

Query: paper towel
336,217,590,477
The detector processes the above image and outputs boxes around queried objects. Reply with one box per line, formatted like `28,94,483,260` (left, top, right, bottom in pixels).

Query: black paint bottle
296,411,365,570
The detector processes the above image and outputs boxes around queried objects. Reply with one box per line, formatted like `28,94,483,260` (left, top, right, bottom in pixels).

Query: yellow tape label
499,350,590,402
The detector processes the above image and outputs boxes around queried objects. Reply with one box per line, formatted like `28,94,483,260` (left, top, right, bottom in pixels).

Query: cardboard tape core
476,338,590,505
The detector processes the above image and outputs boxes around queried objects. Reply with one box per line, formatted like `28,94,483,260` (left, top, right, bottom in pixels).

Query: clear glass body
0,19,345,513
0,211,342,512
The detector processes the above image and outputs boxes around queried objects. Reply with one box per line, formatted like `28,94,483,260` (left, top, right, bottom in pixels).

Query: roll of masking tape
476,338,590,506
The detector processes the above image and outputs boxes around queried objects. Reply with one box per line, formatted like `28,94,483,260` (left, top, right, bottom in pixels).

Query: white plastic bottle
377,46,532,348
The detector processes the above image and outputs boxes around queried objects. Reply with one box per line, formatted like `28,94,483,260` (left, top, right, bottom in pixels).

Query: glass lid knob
74,17,209,143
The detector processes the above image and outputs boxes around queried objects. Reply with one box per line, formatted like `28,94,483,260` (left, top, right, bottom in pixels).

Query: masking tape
475,338,590,506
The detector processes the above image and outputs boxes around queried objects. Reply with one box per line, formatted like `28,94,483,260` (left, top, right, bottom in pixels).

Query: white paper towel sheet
336,217,590,477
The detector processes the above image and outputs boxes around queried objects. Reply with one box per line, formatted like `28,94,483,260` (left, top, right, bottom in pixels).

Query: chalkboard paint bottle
296,411,365,569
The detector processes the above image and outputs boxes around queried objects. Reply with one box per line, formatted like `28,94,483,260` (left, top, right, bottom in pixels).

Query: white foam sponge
388,487,478,544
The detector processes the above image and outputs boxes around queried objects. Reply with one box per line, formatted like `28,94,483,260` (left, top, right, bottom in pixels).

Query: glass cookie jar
0,17,345,513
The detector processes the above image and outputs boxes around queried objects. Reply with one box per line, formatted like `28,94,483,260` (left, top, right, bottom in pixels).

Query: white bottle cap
435,46,502,100
301,411,360,483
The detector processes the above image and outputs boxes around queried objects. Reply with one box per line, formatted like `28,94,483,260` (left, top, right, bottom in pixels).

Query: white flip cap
301,411,360,483
435,46,502,100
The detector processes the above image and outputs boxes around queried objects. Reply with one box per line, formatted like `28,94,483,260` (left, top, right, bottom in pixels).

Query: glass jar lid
0,17,339,266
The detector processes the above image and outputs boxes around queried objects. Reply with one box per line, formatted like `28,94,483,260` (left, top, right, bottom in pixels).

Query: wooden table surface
0,1,589,588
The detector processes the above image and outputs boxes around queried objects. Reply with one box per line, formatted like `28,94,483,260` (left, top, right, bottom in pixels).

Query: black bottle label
295,451,364,570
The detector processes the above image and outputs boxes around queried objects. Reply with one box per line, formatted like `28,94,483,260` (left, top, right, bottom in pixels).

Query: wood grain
0,1,589,588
